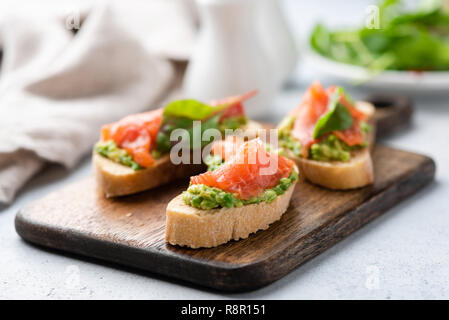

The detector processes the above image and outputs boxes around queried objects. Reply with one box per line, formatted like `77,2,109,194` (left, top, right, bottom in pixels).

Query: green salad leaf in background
310,0,449,72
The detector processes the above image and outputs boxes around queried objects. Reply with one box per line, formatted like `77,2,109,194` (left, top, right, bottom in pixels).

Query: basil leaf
218,116,247,131
155,114,222,153
155,115,194,153
156,97,246,154
185,115,221,149
313,88,353,139
155,131,171,153
163,99,226,120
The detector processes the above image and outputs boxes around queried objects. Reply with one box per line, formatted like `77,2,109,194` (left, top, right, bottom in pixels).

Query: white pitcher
183,0,276,119
258,0,298,86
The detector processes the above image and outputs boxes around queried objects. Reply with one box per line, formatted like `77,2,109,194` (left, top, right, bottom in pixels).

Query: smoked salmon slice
209,90,257,121
290,81,367,157
98,91,256,168
191,139,295,200
101,108,163,167
210,136,244,161
291,81,328,156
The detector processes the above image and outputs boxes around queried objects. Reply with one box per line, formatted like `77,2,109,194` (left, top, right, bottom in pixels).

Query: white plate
306,48,449,91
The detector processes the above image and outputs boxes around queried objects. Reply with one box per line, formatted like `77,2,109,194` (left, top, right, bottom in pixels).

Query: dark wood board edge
243,153,435,291
365,94,414,139
15,154,436,292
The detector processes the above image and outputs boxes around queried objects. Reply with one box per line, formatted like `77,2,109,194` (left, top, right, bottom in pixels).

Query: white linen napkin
0,1,195,203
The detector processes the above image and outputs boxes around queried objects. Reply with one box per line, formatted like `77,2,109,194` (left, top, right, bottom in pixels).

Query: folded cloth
0,1,195,203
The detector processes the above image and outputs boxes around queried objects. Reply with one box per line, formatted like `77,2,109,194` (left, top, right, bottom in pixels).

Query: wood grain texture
15,145,435,292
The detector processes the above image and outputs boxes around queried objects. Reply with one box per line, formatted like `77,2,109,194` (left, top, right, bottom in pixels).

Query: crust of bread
288,148,374,190
165,181,297,248
94,153,205,198
94,121,263,197
283,101,376,190
355,101,376,147
355,100,375,118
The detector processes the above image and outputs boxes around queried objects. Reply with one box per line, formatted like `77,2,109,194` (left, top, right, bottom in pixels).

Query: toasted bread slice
288,148,373,190
282,101,376,190
355,101,376,147
94,121,263,197
165,181,297,248
93,153,206,198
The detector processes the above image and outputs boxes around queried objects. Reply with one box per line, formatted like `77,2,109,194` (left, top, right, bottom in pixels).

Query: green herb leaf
155,131,171,153
218,116,247,131
313,88,353,139
185,114,221,149
163,99,226,120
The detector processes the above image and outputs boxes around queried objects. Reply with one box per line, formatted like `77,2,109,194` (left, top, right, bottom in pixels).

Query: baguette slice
165,181,297,248
355,101,376,147
94,153,206,198
290,148,373,190
284,101,376,190
94,121,263,197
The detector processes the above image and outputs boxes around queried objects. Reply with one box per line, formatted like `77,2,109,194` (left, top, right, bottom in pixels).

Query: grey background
1,0,448,299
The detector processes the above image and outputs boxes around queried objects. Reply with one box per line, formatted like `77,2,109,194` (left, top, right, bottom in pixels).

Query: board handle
364,95,413,140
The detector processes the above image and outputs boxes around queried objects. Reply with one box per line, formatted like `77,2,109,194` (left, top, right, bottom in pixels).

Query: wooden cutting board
15,97,434,292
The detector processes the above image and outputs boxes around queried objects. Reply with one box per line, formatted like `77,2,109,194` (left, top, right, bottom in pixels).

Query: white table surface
1,0,449,300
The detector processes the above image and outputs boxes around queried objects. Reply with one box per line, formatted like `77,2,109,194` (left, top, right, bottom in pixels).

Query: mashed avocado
310,134,360,162
278,116,302,158
204,154,224,171
218,116,248,132
279,133,302,158
277,115,295,135
182,169,299,210
94,141,142,171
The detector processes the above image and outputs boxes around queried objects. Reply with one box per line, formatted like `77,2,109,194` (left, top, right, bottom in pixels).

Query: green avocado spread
204,154,225,172
278,116,302,158
94,141,142,171
309,134,364,162
182,169,298,210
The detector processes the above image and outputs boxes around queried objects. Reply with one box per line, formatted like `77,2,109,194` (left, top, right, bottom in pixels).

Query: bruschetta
277,81,375,190
166,138,298,248
93,91,262,197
